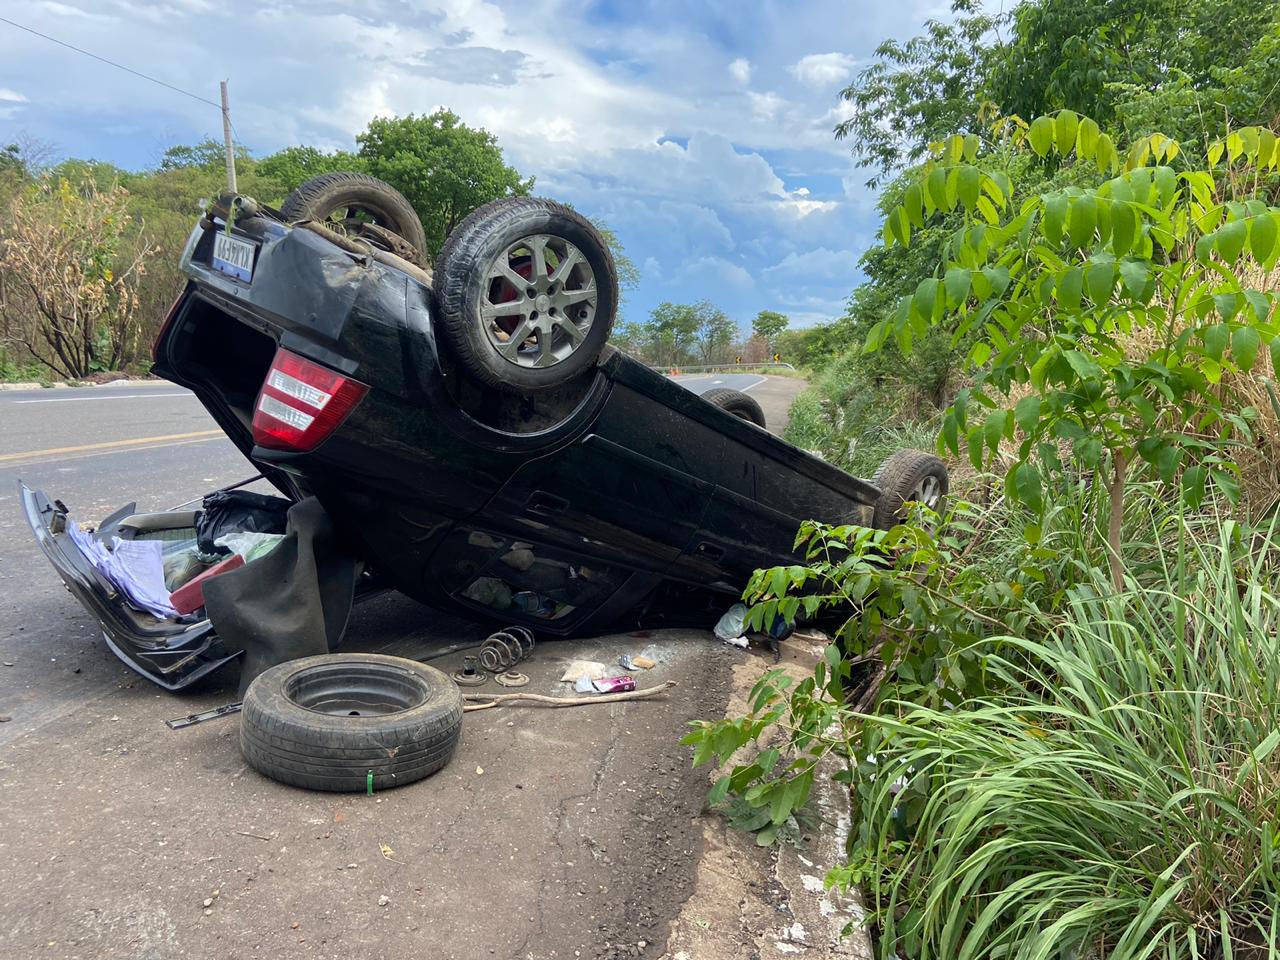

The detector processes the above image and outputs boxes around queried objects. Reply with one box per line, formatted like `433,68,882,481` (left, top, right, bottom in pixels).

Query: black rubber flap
203,496,358,694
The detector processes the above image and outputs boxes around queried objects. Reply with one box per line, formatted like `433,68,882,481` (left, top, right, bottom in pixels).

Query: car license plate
212,232,255,283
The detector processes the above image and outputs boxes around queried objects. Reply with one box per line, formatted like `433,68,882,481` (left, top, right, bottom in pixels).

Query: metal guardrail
654,362,798,375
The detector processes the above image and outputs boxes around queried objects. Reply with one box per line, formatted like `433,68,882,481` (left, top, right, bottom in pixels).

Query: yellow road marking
0,429,224,463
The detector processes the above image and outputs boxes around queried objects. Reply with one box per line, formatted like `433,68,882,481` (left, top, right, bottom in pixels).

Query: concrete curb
0,378,168,392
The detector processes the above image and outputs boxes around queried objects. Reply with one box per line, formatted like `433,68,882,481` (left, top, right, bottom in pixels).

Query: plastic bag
214,531,285,563
713,602,748,641
196,490,290,555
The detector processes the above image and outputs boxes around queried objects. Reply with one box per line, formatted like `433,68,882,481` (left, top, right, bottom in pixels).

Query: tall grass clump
851,515,1280,960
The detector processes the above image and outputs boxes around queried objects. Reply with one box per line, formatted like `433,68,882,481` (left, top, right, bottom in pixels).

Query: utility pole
219,79,237,193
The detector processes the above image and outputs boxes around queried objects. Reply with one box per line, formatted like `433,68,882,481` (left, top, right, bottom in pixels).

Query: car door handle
695,541,725,561
526,492,569,516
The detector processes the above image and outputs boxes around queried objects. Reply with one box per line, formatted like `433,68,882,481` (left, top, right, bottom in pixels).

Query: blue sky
0,0,959,333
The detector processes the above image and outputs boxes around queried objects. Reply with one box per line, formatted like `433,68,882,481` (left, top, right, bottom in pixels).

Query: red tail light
252,348,368,452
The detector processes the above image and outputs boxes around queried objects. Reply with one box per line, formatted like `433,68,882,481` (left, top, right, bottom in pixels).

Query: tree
867,117,1280,588
357,110,534,256
988,0,1280,137
0,177,156,378
694,301,736,364
836,0,1008,187
751,310,789,350
160,138,253,173
256,145,364,193
646,301,703,367
836,0,1280,187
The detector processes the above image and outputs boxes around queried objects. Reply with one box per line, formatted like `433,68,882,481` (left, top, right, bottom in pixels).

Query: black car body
23,199,883,690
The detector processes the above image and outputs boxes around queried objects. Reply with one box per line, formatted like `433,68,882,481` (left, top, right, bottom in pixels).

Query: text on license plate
212,232,255,282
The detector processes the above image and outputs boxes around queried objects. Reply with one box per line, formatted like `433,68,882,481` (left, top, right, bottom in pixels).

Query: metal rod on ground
462,680,677,712
220,80,236,193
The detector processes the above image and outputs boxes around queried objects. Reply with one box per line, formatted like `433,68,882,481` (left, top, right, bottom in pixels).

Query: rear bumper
18,482,241,690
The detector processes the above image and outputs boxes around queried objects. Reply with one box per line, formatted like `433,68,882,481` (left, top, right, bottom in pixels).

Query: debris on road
713,603,748,643
453,656,488,686
592,675,637,694
377,895,391,907
479,626,535,672
463,680,677,712
165,700,243,730
495,671,529,687
560,660,608,683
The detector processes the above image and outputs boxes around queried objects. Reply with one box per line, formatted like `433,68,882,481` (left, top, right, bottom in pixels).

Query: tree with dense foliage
356,110,534,257
751,310,789,350
254,145,363,192
837,0,1280,187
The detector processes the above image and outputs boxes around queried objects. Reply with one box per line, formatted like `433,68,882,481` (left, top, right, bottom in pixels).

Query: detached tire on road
701,387,766,428
280,172,429,263
433,197,618,393
870,449,949,530
240,654,463,792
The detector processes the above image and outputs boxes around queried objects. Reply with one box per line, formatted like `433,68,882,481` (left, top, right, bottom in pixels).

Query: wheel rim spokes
912,475,941,508
481,234,598,369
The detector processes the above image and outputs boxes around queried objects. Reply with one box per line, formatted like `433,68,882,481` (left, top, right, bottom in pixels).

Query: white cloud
0,89,28,103
764,247,860,281
677,255,755,291
3,0,938,328
747,91,786,121
790,52,857,88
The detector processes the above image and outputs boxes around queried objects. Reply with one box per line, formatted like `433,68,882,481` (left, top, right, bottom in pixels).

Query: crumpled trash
196,490,290,555
560,660,608,683
215,531,286,563
713,602,748,643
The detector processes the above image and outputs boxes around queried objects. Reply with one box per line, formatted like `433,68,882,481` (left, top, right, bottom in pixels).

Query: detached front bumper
19,482,241,690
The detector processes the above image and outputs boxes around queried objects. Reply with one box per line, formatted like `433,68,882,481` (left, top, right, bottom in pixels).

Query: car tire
239,653,463,792
870,449,949,530
433,197,618,394
280,173,430,263
701,387,766,428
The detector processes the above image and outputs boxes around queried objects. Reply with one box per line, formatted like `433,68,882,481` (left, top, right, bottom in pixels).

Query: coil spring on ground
479,626,535,672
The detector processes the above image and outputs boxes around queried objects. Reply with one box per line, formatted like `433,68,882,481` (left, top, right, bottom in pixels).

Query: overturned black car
21,174,948,690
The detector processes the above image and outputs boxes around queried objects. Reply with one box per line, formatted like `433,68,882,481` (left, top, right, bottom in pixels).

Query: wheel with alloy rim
433,197,618,393
239,653,463,792
870,449,949,530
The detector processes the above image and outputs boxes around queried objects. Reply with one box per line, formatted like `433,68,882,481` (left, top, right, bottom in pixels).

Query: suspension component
478,626,535,672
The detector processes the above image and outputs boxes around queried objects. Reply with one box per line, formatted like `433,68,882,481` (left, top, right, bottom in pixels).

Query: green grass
850,512,1280,960
783,366,942,478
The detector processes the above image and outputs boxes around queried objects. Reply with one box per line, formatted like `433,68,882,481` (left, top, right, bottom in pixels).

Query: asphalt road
0,376,810,960
670,372,765,395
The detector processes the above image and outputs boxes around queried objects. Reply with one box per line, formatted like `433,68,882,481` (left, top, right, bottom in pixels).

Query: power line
0,15,222,110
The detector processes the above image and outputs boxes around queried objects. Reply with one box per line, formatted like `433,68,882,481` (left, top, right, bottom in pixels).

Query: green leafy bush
869,117,1280,588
